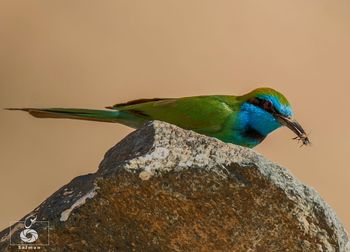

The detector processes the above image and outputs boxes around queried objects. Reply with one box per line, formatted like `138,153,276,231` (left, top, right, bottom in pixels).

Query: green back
112,96,242,139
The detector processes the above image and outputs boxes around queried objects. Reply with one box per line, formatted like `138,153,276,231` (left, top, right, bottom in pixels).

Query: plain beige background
0,0,349,232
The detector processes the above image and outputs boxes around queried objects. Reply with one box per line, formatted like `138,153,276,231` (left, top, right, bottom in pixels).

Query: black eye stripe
247,97,262,106
248,98,278,114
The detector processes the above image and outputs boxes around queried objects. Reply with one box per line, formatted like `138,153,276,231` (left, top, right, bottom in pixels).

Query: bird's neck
235,102,282,146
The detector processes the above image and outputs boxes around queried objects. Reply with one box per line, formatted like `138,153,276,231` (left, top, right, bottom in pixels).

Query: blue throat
234,102,283,147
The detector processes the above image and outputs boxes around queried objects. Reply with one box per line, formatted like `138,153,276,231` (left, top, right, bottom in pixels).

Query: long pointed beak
275,114,311,146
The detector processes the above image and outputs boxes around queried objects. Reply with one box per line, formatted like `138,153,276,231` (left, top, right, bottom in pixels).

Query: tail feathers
5,108,119,123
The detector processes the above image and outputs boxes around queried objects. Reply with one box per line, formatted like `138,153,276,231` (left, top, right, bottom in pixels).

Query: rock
0,121,348,251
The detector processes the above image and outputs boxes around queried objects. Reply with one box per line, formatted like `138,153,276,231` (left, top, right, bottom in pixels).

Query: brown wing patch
105,98,167,109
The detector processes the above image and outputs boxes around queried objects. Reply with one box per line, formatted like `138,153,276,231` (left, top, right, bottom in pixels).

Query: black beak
275,114,311,146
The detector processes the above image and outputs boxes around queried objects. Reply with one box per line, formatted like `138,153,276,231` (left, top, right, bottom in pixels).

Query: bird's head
239,87,310,146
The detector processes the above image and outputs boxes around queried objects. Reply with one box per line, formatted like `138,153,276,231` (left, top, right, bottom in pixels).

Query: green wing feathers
109,96,240,133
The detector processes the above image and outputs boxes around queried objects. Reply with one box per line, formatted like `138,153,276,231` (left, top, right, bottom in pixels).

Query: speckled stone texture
0,121,349,252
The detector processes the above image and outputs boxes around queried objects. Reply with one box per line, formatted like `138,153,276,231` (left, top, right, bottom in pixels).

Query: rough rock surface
0,121,348,251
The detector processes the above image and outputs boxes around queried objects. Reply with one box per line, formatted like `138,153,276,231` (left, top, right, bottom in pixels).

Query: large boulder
0,121,348,251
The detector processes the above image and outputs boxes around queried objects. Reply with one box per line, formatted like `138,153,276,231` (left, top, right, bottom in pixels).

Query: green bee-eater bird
7,87,310,148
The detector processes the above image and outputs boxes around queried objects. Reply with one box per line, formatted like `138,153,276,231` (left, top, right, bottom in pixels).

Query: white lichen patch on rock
63,190,74,196
60,186,99,222
139,170,153,180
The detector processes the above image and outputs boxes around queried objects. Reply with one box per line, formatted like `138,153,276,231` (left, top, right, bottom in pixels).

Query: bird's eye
263,100,273,111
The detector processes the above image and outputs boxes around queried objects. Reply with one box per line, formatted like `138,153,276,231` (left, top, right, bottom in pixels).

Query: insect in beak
275,114,311,146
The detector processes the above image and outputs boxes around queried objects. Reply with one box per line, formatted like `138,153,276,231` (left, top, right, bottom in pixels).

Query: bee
293,132,311,147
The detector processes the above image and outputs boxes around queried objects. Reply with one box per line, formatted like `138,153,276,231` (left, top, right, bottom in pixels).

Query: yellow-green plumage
7,88,310,148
